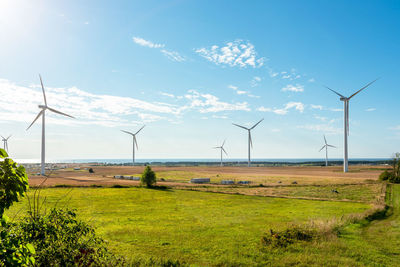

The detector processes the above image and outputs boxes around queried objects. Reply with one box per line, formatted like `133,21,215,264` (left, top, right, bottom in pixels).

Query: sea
14,158,391,164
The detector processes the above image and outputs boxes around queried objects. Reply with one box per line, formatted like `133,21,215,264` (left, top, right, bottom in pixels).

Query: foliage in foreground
18,208,125,266
380,152,400,183
141,165,157,187
0,148,35,266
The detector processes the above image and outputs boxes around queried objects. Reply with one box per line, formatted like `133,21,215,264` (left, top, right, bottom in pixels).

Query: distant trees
141,166,156,187
379,152,400,183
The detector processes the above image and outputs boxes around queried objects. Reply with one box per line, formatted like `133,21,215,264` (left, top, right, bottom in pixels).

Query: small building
73,167,80,170
114,175,123,179
221,180,234,185
238,181,250,184
190,178,210,184
123,176,140,181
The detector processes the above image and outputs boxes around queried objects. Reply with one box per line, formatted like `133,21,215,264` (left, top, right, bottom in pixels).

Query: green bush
0,148,35,266
261,226,315,248
89,168,94,173
18,208,125,266
141,166,156,187
379,170,393,181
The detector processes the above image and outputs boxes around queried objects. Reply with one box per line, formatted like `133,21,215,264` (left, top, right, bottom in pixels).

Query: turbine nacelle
38,105,47,109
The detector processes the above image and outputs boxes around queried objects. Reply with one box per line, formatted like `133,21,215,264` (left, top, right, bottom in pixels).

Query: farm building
238,181,250,184
114,175,140,181
190,178,210,184
221,180,234,185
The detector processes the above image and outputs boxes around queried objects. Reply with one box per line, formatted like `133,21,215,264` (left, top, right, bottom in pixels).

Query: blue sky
0,0,399,160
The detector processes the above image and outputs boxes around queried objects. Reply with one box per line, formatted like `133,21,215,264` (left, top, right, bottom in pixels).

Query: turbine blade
319,145,326,152
327,144,336,148
133,135,138,150
135,125,145,135
249,132,253,148
324,134,327,145
213,146,220,149
250,118,264,130
325,86,345,98
232,123,248,130
39,74,47,106
0,135,4,139
222,139,226,147
121,130,134,136
348,78,379,99
6,135,11,140
222,147,228,156
47,107,75,119
26,110,44,130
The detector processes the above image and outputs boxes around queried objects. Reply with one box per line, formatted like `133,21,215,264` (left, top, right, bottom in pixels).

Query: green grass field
6,187,372,266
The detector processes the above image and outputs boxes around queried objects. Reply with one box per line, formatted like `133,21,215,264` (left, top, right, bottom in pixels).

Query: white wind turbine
325,79,378,172
213,139,228,166
233,118,264,167
319,135,336,167
27,75,75,175
121,125,145,165
1,135,11,152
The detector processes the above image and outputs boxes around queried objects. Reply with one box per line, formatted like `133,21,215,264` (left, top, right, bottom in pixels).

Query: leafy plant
0,149,29,217
261,226,315,248
141,166,156,187
18,208,125,266
0,148,35,266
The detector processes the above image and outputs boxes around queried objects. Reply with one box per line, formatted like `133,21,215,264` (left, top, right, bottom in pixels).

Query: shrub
379,170,393,181
141,166,156,187
261,226,315,248
0,149,29,217
18,208,125,266
89,168,94,173
0,148,35,265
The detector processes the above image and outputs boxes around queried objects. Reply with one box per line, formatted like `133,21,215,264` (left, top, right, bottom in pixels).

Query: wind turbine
325,78,378,172
27,75,75,176
1,135,11,152
213,139,228,166
233,118,263,167
121,125,145,165
319,135,336,167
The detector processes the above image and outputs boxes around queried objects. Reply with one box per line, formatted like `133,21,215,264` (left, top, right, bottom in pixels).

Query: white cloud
212,115,228,119
160,92,175,98
185,90,250,113
251,76,262,87
366,108,376,112
228,85,259,98
258,102,304,115
390,125,400,131
308,78,315,83
297,124,341,134
195,39,265,68
132,36,185,62
0,79,248,127
161,49,185,62
282,84,304,93
330,108,343,112
132,37,165,48
311,104,323,110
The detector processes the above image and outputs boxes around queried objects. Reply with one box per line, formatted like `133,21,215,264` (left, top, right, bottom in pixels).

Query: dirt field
27,164,387,188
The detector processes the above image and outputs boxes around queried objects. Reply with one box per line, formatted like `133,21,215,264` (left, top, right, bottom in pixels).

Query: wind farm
1,1,399,266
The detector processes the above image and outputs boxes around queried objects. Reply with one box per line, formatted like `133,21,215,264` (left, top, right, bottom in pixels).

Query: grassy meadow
6,187,372,266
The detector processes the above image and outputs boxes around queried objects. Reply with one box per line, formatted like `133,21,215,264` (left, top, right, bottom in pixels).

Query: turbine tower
1,135,11,152
233,118,263,167
121,125,145,165
319,135,336,167
213,139,227,166
325,79,378,172
27,75,75,176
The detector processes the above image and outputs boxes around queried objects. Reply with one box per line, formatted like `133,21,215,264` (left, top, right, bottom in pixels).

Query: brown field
27,164,387,187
